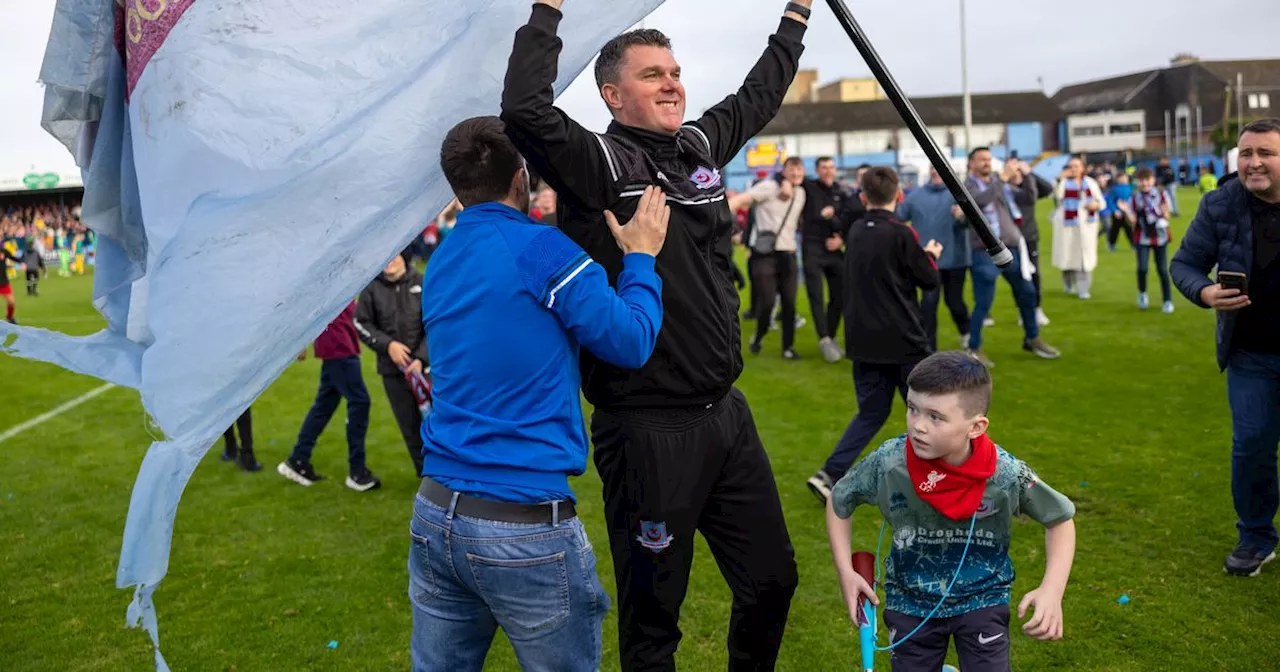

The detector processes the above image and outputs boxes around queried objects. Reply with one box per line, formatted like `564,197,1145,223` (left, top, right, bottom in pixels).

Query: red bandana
905,434,998,521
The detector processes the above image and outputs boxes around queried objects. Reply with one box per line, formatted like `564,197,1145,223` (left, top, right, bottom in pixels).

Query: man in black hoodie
354,251,428,475
500,1,811,668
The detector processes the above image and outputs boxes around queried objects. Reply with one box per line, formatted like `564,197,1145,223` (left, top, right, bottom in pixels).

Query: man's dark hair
860,166,900,206
439,116,523,207
783,156,805,168
1134,166,1155,181
816,156,835,167
1241,117,1280,138
968,146,991,161
907,351,993,417
595,29,673,89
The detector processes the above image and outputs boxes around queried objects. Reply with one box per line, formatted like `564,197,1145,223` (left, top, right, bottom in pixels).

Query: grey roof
758,91,1061,135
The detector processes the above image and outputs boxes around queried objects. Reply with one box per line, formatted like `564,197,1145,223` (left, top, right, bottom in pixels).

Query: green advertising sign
22,172,61,190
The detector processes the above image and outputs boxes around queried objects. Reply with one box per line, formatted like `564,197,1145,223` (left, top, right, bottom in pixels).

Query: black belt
418,477,576,525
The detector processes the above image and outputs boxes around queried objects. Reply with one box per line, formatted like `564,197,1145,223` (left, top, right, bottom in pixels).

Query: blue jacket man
410,115,670,672
898,169,971,352
1171,118,1280,578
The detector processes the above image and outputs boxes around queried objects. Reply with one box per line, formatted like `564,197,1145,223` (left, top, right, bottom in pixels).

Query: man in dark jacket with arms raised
500,2,812,668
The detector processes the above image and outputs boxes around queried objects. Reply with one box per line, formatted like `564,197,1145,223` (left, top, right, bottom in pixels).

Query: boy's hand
837,567,879,623
924,239,943,259
1018,587,1064,640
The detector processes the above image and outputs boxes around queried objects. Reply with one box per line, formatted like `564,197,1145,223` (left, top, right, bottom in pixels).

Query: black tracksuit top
501,4,806,409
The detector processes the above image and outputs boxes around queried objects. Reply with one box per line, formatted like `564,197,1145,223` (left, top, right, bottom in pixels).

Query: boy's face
1137,177,1156,192
905,389,989,465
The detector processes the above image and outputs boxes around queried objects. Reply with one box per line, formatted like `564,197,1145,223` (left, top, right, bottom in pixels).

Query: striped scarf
1060,179,1094,228
1131,188,1170,246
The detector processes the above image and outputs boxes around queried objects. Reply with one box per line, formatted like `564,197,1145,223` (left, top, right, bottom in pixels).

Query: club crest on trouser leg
637,520,674,552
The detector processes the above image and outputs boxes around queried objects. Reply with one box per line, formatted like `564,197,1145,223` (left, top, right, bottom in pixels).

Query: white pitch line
0,383,116,443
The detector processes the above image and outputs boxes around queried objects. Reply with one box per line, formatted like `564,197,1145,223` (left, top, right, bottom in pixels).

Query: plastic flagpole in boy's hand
852,551,878,672
1018,517,1077,640
825,497,879,668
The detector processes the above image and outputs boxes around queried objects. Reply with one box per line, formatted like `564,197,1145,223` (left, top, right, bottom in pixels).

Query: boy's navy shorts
884,604,1010,672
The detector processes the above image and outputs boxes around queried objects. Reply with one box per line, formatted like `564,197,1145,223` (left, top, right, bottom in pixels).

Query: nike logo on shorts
978,632,1004,645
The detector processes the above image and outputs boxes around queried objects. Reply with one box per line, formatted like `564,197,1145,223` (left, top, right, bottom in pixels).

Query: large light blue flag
4,1,663,667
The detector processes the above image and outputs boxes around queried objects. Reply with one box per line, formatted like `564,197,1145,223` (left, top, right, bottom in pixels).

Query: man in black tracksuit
500,1,811,669
799,157,862,363
353,252,428,475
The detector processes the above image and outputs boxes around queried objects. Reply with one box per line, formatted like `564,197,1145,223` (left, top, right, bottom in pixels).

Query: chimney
1170,53,1200,66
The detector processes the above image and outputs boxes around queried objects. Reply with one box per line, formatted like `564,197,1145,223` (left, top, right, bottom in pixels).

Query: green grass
1,191,1276,671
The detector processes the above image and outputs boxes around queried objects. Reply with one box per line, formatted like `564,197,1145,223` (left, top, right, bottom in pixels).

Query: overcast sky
3,0,1276,178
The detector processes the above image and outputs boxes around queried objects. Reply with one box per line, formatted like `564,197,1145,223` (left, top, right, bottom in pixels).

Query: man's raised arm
500,1,615,210
687,1,810,168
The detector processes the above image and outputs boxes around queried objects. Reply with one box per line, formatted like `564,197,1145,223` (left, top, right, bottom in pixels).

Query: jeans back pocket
408,530,442,607
466,551,570,637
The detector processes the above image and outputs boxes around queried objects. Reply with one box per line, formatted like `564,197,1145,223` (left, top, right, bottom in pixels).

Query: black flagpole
823,0,1014,268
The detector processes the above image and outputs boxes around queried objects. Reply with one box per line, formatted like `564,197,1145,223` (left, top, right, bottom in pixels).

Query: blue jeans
1226,350,1280,551
967,250,1039,351
290,356,370,472
408,492,610,671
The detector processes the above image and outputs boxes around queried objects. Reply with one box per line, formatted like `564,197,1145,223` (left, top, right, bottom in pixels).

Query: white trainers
1138,292,1150,310
1163,300,1175,314
1036,308,1050,326
818,337,842,363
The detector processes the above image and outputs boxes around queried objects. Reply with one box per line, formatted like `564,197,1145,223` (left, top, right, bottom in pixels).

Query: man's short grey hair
594,29,673,89
1241,117,1280,138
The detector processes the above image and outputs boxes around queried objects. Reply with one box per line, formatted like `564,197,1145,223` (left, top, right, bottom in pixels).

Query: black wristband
785,2,811,19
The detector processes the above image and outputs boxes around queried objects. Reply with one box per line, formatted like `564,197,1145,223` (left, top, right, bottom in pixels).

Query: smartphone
1218,271,1248,295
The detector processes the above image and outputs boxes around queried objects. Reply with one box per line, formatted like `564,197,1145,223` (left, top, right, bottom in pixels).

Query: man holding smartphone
1172,117,1280,578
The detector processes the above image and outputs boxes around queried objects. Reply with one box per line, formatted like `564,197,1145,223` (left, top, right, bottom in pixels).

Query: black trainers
346,468,382,492
1225,542,1277,577
806,470,833,504
220,444,238,462
782,348,801,361
237,447,262,472
749,336,763,355
277,458,324,486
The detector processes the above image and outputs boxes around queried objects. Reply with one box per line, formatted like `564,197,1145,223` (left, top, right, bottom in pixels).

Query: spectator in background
354,251,429,475
1105,173,1135,253
220,408,260,472
1126,167,1174,313
1199,165,1220,194
898,165,970,351
1052,158,1105,299
731,156,807,360
1007,158,1054,327
22,239,45,297
533,184,558,226
806,167,941,502
0,244,19,323
799,156,856,363
1171,118,1280,578
1157,157,1179,216
965,148,1060,367
277,301,380,492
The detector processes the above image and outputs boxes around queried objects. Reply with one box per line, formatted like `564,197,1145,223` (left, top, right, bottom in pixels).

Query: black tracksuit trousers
591,388,799,671
381,374,424,475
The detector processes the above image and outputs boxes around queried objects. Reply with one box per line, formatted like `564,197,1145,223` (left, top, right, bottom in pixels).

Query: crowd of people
0,197,91,323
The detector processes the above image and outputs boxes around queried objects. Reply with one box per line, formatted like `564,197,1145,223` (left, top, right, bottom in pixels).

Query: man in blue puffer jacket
1171,118,1280,578
898,166,971,351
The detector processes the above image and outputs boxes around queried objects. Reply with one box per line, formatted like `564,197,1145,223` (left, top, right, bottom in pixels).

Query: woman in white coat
1051,157,1106,298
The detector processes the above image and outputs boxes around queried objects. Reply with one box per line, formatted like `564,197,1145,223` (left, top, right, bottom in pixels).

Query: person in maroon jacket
277,301,381,492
